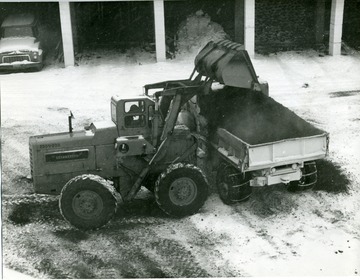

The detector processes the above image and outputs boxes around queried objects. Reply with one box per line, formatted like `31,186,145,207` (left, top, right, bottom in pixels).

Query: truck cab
0,13,44,71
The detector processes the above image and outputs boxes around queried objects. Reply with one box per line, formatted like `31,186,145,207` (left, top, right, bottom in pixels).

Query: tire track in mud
3,193,212,278
49,222,211,278
104,190,304,277
99,220,211,278
219,189,302,262
246,186,298,218
3,185,358,277
147,237,210,277
151,220,244,277
3,194,64,230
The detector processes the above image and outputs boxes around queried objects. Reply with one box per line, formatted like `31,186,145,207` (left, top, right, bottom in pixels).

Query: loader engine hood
29,121,118,194
194,40,267,94
29,120,117,149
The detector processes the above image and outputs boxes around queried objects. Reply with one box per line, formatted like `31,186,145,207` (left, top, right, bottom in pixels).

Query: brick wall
343,0,360,50
255,0,318,53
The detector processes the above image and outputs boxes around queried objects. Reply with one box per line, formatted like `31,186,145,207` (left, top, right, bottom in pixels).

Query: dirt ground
1,49,360,278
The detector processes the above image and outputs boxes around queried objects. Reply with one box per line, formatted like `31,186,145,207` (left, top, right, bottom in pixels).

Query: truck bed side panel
248,134,328,170
214,128,328,172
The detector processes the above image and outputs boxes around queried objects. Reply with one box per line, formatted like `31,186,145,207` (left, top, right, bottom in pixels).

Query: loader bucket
194,40,260,90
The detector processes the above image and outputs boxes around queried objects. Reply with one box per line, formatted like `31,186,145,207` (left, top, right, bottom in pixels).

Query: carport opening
73,2,155,62
72,0,235,63
0,2,62,68
343,0,360,51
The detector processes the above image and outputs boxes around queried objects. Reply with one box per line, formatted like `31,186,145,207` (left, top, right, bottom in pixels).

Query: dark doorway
73,2,155,52
0,2,62,66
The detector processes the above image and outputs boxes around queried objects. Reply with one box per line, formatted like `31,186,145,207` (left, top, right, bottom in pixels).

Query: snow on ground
1,48,360,277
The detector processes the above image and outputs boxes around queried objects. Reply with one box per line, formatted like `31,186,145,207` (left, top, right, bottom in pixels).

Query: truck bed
215,128,328,172
199,86,328,171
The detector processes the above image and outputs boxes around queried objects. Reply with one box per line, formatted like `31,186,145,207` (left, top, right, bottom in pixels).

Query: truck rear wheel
154,163,209,217
288,161,317,192
59,174,120,230
216,163,252,205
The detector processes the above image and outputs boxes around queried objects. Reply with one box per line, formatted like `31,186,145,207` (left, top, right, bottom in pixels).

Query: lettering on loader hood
45,149,89,162
40,143,61,149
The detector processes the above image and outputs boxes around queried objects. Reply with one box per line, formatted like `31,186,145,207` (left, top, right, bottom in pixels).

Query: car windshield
2,26,34,38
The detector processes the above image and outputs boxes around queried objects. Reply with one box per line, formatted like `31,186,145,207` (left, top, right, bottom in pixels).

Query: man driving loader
125,104,145,127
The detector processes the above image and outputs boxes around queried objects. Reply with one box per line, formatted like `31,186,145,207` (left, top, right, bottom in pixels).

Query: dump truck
29,40,329,230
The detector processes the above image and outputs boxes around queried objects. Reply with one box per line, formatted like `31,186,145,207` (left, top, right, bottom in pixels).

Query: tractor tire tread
59,174,121,231
154,163,209,217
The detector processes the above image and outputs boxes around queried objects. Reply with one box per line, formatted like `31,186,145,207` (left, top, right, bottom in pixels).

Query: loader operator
125,104,144,127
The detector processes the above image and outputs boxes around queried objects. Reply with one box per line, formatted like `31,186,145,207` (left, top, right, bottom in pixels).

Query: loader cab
111,95,155,139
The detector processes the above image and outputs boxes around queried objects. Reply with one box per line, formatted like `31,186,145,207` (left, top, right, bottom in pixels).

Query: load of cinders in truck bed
199,86,325,145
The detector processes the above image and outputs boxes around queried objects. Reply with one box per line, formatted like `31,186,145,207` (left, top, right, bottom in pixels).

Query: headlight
31,51,39,60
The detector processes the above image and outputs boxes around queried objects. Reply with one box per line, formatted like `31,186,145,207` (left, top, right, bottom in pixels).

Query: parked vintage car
0,13,43,71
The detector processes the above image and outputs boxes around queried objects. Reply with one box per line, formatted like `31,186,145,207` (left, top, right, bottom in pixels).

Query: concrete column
59,1,75,67
329,0,344,55
234,0,244,44
153,0,166,62
244,0,255,57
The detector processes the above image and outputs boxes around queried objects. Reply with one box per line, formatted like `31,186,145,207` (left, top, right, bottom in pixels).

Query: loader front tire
59,174,120,230
155,163,209,217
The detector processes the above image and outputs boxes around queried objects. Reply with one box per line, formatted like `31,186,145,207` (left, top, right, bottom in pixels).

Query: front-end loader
29,40,328,230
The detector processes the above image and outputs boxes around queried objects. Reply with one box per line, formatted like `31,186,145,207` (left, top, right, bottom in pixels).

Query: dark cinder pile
199,87,324,145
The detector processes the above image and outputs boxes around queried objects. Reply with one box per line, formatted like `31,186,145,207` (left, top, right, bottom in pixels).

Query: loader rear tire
288,161,317,192
59,174,120,230
155,163,209,217
217,162,252,205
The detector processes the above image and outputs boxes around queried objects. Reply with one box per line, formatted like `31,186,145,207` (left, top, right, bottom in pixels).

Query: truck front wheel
154,163,209,217
59,174,120,230
216,163,252,205
288,161,317,192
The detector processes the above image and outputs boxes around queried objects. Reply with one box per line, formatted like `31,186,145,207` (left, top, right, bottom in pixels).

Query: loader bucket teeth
194,39,260,89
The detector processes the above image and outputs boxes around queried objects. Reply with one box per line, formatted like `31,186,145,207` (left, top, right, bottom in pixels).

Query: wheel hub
72,190,103,219
169,177,197,206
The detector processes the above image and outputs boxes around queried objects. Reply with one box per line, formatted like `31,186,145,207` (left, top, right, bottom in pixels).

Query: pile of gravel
176,10,228,54
199,86,324,145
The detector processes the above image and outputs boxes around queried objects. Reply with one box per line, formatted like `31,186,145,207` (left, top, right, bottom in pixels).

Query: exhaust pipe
68,111,74,133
